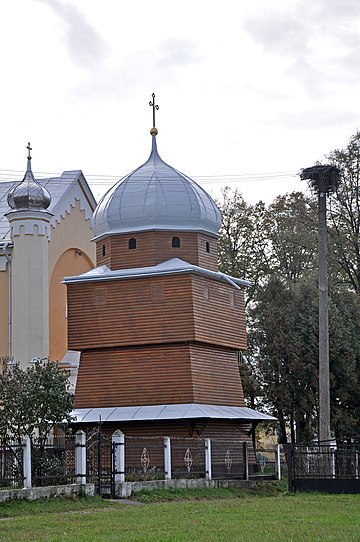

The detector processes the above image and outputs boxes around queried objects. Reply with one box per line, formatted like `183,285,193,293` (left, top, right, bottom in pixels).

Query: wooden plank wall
191,275,247,350
74,342,244,409
74,343,195,408
68,274,245,351
190,344,244,405
67,275,195,350
95,231,218,271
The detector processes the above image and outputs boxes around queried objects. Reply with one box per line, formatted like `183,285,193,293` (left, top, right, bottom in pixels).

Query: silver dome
92,136,221,239
7,158,51,211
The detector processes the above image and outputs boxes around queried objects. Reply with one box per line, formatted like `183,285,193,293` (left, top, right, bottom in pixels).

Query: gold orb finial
150,127,158,136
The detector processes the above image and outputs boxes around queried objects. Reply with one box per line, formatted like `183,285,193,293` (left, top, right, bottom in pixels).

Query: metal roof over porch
72,403,276,423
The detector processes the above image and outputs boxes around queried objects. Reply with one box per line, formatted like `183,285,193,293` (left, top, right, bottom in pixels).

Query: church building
0,144,96,385
65,100,273,439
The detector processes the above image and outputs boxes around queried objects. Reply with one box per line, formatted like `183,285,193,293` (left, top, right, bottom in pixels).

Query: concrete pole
22,435,32,489
112,430,125,483
318,187,331,442
243,442,249,481
205,438,212,481
75,430,87,484
275,444,281,481
163,437,172,480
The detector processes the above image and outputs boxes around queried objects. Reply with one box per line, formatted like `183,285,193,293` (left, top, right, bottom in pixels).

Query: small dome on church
7,145,51,211
92,135,221,239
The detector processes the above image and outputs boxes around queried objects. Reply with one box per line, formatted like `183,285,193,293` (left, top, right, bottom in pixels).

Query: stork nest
300,164,341,194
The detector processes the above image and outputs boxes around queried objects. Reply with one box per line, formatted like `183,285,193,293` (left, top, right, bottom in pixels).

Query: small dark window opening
172,236,180,248
206,241,210,253
129,238,137,249
102,244,106,257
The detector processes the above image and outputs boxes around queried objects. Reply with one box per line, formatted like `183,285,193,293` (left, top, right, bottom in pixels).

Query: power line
0,168,298,186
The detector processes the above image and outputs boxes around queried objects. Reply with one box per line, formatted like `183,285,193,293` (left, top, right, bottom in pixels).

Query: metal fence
252,446,286,479
0,431,283,496
31,435,77,487
170,438,206,479
86,429,112,496
211,439,245,479
0,441,24,489
124,436,165,481
288,443,360,493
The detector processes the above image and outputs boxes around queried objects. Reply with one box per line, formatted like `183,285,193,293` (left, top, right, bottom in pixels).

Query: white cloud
243,0,360,100
157,38,200,68
33,0,109,69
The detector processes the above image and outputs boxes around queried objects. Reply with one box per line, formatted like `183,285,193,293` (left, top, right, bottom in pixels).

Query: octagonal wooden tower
64,129,273,439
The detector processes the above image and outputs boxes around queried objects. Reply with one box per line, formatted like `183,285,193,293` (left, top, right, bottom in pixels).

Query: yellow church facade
0,153,96,377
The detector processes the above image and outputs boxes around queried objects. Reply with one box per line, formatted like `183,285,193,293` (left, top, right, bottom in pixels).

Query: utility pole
318,175,330,442
300,165,340,443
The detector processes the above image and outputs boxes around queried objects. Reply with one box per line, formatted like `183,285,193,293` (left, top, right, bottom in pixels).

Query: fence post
112,430,125,483
286,443,294,492
243,442,249,481
205,438,212,481
164,437,172,480
275,444,281,480
22,435,32,489
75,430,87,485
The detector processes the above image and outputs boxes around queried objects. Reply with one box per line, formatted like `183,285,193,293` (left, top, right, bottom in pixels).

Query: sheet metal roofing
92,135,222,240
7,158,51,212
72,403,276,423
63,257,251,289
0,170,97,242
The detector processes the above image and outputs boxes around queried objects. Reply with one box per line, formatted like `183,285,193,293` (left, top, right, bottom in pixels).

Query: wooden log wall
67,275,195,350
74,342,244,409
75,343,194,408
190,344,244,405
191,275,247,350
95,230,218,271
67,274,246,351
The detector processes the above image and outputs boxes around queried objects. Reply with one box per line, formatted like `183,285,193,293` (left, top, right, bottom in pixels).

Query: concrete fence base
115,478,255,498
0,483,95,503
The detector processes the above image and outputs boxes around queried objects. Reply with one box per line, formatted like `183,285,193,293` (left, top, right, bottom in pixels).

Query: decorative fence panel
170,438,206,479
252,446,284,479
124,437,165,481
0,441,24,489
211,439,245,479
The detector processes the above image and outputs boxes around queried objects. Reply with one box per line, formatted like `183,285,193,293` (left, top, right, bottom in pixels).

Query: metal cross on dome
26,142,32,161
149,93,159,128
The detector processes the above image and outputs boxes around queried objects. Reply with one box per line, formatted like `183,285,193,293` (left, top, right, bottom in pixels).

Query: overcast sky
0,0,359,204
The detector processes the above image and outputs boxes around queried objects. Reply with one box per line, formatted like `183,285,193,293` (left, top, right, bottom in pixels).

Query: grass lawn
1,486,360,541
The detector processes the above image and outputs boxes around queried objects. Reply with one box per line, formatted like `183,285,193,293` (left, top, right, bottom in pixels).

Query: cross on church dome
149,92,159,136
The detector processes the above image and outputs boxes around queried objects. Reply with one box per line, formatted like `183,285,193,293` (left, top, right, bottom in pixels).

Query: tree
0,358,73,446
250,278,319,444
329,290,360,442
0,358,29,445
217,187,269,303
265,192,318,283
327,132,360,293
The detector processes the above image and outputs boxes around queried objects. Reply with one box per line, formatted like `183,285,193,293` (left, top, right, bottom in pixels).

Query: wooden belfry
64,96,272,438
